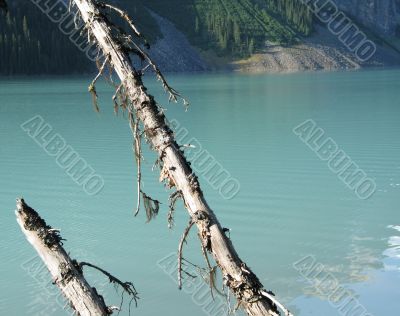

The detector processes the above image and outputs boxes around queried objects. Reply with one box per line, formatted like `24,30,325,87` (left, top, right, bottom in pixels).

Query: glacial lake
0,69,399,315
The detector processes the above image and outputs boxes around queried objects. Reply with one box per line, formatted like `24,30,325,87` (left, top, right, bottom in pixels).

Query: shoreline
2,65,400,79
230,26,400,74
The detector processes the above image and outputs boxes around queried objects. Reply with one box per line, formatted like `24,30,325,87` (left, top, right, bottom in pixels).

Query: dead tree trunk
72,1,287,315
16,198,111,316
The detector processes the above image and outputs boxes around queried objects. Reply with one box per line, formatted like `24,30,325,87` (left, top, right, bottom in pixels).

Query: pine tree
22,16,29,40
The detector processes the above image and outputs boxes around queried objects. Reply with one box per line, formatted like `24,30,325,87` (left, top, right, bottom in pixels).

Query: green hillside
0,0,313,75
0,1,91,75
144,0,313,57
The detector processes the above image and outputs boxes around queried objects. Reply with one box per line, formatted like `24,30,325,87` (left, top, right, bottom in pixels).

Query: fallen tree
16,198,139,316
53,1,291,315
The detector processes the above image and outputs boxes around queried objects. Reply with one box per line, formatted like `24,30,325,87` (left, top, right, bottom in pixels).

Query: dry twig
178,219,195,289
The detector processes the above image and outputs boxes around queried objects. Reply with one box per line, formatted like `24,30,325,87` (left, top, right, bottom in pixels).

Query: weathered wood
72,1,285,315
16,198,110,316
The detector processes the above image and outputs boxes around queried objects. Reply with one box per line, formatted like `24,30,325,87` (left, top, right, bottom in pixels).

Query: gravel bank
146,15,399,74
232,26,400,73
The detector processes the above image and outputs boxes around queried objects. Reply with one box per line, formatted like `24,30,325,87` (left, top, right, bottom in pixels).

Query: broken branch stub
16,198,110,315
15,198,138,316
72,0,286,315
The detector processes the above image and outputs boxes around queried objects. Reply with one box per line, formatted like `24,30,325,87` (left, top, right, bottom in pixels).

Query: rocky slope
148,12,208,72
145,0,400,73
231,26,400,73
230,0,400,73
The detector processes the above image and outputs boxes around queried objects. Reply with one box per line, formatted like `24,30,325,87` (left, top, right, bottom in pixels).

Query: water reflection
384,225,400,270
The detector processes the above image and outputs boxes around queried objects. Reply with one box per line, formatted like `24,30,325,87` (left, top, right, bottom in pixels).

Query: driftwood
16,198,138,316
71,1,290,315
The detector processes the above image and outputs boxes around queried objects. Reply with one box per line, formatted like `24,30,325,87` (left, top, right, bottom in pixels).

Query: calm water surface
0,69,399,315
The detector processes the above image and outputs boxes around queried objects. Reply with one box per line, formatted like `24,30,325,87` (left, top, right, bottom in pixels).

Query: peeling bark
72,1,284,315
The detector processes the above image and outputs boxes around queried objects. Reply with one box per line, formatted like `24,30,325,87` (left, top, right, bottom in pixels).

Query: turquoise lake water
0,69,399,315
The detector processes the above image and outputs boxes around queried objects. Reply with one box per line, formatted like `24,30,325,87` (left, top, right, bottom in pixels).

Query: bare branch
97,2,147,45
95,1,189,108
112,83,123,115
88,55,110,112
129,112,142,216
178,219,195,289
168,190,182,229
79,261,139,309
199,237,218,299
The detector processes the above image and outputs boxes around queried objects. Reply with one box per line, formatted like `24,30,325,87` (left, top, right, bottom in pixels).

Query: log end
15,198,65,249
